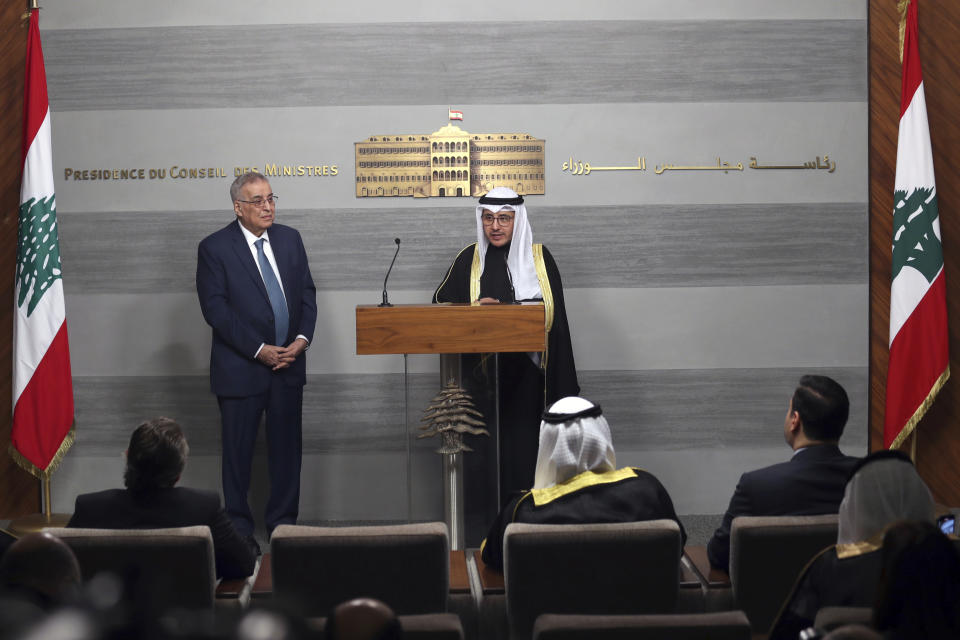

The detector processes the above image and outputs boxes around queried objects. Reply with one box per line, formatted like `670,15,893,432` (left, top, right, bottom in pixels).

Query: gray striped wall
42,1,869,528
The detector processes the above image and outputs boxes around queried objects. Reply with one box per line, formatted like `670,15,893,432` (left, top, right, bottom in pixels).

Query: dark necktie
255,238,289,345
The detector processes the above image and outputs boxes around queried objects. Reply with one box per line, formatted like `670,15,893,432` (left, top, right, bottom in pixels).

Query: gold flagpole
43,476,52,519
8,474,71,535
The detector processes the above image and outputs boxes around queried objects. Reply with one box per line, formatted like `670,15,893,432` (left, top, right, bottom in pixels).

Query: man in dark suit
196,171,317,549
67,418,255,579
707,375,860,572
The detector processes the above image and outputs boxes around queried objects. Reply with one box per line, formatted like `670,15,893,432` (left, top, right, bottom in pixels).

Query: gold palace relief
355,123,545,198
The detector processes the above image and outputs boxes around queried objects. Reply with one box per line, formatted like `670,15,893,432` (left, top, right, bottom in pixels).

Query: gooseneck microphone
379,238,401,307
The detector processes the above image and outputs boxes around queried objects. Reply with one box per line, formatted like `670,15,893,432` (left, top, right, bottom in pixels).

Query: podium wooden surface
356,303,546,355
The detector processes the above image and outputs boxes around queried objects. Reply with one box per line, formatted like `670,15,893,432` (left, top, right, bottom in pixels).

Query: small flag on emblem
449,109,464,121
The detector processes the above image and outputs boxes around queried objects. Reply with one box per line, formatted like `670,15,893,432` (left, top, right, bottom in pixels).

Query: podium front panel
356,303,545,355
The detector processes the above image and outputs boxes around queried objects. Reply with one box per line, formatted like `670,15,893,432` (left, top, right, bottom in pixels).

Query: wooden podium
356,302,545,355
356,302,546,548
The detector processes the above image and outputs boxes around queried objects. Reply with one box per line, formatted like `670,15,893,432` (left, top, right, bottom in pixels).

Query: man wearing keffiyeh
479,397,686,569
434,188,580,509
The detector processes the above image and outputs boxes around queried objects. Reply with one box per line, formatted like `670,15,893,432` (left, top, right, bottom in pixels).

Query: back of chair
532,610,752,640
504,520,682,640
45,526,216,611
814,606,873,632
311,613,464,640
271,522,449,616
729,514,839,633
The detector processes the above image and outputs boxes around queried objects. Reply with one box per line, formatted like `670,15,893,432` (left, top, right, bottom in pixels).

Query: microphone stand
380,238,401,307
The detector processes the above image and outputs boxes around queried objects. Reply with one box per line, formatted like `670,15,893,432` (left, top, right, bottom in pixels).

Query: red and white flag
448,109,463,121
884,0,949,449
11,10,75,478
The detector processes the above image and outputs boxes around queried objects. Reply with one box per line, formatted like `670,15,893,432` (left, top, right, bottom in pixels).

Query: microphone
379,238,401,307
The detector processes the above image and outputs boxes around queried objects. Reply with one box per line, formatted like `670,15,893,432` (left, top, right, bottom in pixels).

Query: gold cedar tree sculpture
419,382,489,454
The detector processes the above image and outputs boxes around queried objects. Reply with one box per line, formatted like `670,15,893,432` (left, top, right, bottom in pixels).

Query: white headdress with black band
533,396,616,490
475,187,542,301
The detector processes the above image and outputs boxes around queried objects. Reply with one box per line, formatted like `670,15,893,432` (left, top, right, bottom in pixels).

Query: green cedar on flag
11,10,76,478
884,0,949,449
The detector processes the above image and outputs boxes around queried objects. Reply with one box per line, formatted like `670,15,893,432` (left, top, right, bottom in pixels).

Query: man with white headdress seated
479,396,686,570
433,187,579,505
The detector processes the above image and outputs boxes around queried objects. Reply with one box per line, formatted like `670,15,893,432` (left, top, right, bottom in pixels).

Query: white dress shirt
237,220,309,356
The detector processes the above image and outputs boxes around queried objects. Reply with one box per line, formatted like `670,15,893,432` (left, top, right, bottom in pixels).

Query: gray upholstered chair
270,522,449,617
728,514,839,634
532,610,752,640
503,520,683,640
45,526,217,612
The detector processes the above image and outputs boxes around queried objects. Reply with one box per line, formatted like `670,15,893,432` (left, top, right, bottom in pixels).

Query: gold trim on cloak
835,534,884,560
479,467,643,555
434,244,475,302
469,244,481,303
532,244,554,383
531,467,639,507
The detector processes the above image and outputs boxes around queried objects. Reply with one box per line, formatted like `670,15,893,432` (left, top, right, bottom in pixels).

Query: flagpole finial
23,0,38,21
897,0,910,63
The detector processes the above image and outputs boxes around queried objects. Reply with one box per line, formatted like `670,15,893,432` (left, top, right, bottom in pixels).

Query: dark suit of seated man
67,417,255,580
706,374,860,572
480,396,687,570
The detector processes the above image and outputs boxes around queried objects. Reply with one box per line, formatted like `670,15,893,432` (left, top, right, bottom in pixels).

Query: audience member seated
67,417,255,579
767,450,935,640
871,519,960,639
708,374,859,572
0,532,81,639
480,396,686,570
324,598,402,640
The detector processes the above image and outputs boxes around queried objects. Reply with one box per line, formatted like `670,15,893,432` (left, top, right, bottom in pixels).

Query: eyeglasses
236,194,278,207
481,213,514,226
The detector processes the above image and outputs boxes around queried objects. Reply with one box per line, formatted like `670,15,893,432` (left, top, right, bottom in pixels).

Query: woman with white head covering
769,451,936,640
433,187,580,504
479,397,686,570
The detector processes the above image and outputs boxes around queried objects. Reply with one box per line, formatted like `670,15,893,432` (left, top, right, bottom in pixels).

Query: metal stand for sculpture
420,381,489,550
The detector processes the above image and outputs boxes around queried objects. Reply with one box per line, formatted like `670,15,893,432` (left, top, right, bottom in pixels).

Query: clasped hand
256,338,308,371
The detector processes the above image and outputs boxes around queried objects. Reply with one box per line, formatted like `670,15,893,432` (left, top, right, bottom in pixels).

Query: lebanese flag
884,0,949,449
449,109,463,121
10,10,75,478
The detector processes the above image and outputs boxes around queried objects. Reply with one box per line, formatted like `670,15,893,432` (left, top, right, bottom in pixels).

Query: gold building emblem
355,123,545,198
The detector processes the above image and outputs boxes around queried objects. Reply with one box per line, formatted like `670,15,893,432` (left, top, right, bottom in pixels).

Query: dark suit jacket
707,444,859,572
196,221,317,397
67,486,255,579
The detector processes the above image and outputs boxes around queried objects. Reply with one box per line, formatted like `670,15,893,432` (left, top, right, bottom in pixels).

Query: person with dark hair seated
707,374,860,572
324,598,402,640
67,417,255,579
768,450,935,640
0,532,81,639
480,396,686,570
